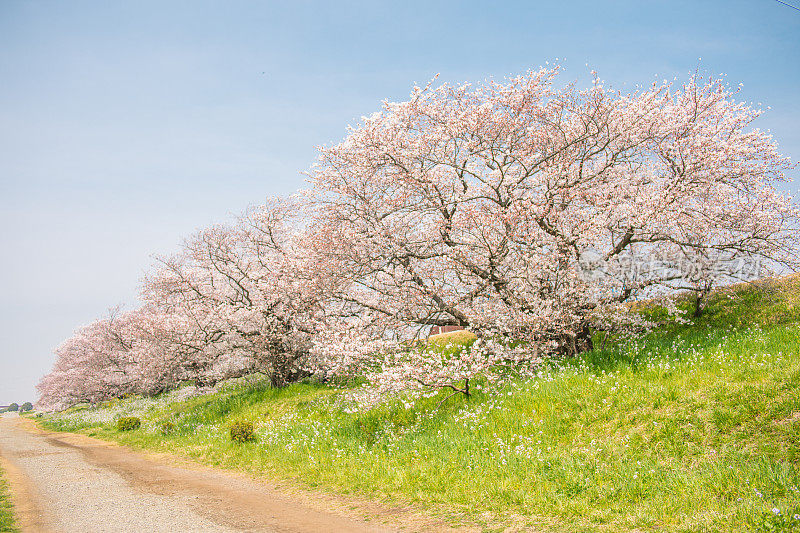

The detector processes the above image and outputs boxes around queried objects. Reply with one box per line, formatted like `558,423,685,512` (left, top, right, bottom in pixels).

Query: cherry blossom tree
142,198,326,388
37,308,140,410
307,67,798,401
39,200,331,410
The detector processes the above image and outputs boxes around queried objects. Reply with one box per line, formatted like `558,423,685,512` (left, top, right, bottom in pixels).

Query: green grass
42,276,800,532
0,463,18,533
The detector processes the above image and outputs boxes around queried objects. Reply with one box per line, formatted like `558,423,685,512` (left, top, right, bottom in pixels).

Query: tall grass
0,463,18,533
42,277,800,532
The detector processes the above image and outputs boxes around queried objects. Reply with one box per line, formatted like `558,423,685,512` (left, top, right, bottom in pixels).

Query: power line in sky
775,0,800,12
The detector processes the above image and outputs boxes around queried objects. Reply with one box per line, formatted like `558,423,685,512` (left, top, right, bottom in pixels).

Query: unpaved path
0,414,409,533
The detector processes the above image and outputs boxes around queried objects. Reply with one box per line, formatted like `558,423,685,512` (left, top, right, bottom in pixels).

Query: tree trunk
575,321,594,353
559,321,594,357
693,292,705,318
693,283,713,318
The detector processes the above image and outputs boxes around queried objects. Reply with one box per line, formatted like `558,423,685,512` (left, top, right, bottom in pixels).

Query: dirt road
0,414,401,533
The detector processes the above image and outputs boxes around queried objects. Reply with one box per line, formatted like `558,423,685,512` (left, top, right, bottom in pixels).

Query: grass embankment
0,462,18,532
42,277,800,532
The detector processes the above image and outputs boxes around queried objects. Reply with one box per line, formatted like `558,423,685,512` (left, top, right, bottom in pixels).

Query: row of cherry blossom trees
37,67,799,410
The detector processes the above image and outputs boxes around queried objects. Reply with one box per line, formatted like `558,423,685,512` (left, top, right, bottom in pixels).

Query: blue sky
1,0,798,405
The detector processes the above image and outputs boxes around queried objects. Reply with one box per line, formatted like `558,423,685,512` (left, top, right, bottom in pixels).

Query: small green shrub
159,421,176,435
116,416,141,431
229,420,255,443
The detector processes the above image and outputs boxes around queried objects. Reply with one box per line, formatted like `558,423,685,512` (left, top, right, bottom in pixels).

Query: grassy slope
42,276,800,532
0,463,17,533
